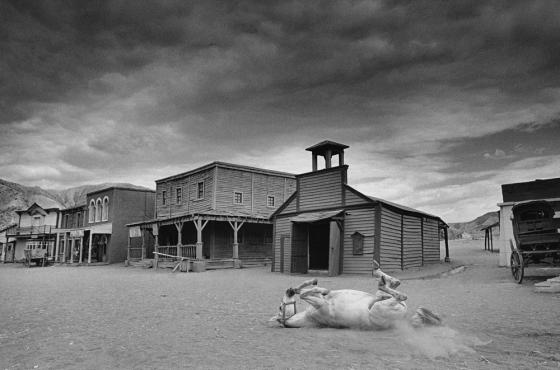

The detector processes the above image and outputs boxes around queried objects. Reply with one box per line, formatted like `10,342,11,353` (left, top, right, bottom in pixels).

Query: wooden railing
10,225,53,236
155,245,196,260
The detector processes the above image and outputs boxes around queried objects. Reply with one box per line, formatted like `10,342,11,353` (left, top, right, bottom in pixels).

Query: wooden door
291,223,308,274
328,220,341,276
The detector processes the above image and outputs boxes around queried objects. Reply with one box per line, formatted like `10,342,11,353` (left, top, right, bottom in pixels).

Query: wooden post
127,233,131,261
228,220,245,260
63,233,68,263
1,243,5,263
312,154,318,171
70,237,75,264
88,232,93,264
444,228,450,262
141,228,146,260
325,149,332,168
54,232,60,262
154,234,159,269
193,218,209,260
174,221,183,257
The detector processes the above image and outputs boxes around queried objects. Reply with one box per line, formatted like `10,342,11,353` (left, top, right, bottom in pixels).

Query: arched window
102,197,109,221
95,198,102,222
89,200,95,223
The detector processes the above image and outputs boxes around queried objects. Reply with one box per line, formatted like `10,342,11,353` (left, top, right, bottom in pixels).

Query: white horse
271,262,441,329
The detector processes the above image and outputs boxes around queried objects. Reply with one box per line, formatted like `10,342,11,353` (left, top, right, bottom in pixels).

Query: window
77,212,81,228
65,214,70,228
162,190,167,205
197,182,204,199
176,187,182,204
89,200,95,223
95,198,102,222
352,232,364,255
234,192,243,204
102,197,109,221
267,195,275,207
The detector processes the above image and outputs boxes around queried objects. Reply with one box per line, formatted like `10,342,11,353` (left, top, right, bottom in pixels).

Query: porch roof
290,209,345,223
126,211,272,228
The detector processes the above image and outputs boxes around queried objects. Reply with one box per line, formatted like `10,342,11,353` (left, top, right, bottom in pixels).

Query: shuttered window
352,232,364,255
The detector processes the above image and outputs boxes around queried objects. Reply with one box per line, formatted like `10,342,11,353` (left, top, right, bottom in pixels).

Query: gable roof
15,202,60,215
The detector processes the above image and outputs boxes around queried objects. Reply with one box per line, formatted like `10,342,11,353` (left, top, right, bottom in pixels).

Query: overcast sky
1,0,559,222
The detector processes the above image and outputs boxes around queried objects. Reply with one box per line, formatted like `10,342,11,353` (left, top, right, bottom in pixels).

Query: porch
126,212,273,271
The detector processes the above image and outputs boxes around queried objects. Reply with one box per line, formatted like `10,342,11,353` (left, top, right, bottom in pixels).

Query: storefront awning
290,210,344,223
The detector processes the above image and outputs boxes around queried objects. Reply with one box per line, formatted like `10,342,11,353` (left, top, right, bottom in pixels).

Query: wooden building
498,177,560,266
1,224,17,263
127,162,296,269
53,186,155,264
271,141,447,276
5,203,60,262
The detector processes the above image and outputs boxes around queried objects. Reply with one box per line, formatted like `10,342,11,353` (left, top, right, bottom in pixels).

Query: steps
535,276,560,293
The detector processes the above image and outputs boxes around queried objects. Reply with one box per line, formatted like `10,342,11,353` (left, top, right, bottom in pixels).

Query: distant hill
0,179,152,230
447,211,499,240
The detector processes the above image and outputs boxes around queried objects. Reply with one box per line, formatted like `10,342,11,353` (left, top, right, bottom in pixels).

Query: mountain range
0,178,499,238
0,178,152,230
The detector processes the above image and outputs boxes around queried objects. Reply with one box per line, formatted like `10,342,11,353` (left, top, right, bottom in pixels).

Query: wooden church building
271,141,447,276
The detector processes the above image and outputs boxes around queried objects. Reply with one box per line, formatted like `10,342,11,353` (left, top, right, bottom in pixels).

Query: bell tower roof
305,140,349,171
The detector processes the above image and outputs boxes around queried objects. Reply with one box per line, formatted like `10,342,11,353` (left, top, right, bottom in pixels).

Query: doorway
308,222,330,271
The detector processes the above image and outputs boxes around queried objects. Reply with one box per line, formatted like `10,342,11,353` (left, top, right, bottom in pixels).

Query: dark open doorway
308,222,329,270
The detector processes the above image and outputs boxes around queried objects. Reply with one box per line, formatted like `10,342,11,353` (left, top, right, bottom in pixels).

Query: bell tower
305,140,349,171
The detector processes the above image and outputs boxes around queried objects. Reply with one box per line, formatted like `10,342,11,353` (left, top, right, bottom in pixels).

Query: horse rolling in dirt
271,261,441,330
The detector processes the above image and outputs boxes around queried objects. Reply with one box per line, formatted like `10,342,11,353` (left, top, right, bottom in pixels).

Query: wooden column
228,220,245,259
193,218,209,260
141,228,146,260
325,149,332,168
444,228,450,262
1,243,5,263
63,233,68,263
153,224,159,270
70,237,75,263
54,233,60,262
174,221,184,257
312,154,318,171
88,232,93,264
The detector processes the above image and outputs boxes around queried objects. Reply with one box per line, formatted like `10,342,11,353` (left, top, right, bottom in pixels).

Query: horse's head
269,287,298,326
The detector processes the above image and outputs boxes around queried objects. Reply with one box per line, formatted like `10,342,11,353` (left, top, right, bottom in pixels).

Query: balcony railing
8,225,53,236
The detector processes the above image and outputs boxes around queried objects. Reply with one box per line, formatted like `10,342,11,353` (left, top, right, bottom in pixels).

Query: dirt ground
1,240,559,370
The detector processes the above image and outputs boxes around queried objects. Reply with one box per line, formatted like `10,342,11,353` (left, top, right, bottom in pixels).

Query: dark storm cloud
2,0,560,221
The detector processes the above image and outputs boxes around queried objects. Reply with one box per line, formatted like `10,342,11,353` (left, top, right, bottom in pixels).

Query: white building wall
498,203,514,267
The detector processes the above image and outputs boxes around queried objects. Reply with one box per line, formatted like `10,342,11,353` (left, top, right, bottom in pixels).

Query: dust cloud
394,320,490,359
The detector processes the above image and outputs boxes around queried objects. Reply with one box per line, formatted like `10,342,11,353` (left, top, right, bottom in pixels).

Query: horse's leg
372,260,400,288
299,287,330,309
377,276,407,301
293,278,318,294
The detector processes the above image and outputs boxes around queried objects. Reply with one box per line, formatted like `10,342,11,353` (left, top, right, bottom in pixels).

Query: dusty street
1,240,559,370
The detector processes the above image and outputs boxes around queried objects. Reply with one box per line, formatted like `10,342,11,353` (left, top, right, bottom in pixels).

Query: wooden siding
423,218,440,263
215,167,253,214
379,207,402,270
298,168,343,211
273,217,292,273
344,187,370,206
278,195,297,215
402,215,422,268
342,208,375,274
155,168,215,219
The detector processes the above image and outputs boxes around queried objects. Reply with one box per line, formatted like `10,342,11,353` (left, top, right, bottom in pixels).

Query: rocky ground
1,240,559,370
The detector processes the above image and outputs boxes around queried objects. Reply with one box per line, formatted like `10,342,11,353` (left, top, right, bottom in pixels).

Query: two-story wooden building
5,202,61,262
127,162,296,269
271,141,447,276
54,186,156,264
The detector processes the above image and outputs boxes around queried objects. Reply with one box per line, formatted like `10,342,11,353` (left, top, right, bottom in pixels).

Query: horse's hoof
416,307,442,326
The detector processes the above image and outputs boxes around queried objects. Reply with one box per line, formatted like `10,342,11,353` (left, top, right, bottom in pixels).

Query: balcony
7,225,54,236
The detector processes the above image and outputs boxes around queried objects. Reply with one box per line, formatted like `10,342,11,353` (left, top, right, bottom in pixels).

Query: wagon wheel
510,250,524,284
